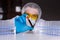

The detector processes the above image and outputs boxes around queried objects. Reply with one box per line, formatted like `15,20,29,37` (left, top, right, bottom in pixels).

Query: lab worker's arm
15,14,33,34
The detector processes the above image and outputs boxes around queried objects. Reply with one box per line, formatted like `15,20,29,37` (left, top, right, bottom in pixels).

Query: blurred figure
15,2,42,33
22,2,42,28
0,2,42,34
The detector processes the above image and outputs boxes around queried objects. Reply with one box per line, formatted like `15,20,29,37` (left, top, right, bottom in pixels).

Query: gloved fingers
15,14,26,23
16,14,27,23
15,14,34,34
21,13,27,17
15,17,23,23
16,23,26,34
23,26,33,32
16,24,33,33
20,14,27,23
23,25,33,31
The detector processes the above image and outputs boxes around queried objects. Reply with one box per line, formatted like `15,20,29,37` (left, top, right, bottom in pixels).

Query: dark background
0,0,60,21
0,0,22,19
22,0,60,21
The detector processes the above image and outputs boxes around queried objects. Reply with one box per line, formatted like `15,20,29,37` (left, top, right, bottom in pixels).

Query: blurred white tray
17,31,60,40
0,19,16,40
17,20,60,40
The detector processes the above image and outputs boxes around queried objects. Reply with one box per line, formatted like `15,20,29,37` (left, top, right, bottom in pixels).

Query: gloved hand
15,14,33,34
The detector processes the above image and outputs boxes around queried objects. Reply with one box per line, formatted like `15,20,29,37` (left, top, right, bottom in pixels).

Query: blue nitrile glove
15,14,33,34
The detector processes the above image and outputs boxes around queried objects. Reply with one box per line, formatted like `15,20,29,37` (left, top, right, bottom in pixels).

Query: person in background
15,7,38,33
0,2,41,34
15,2,42,34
